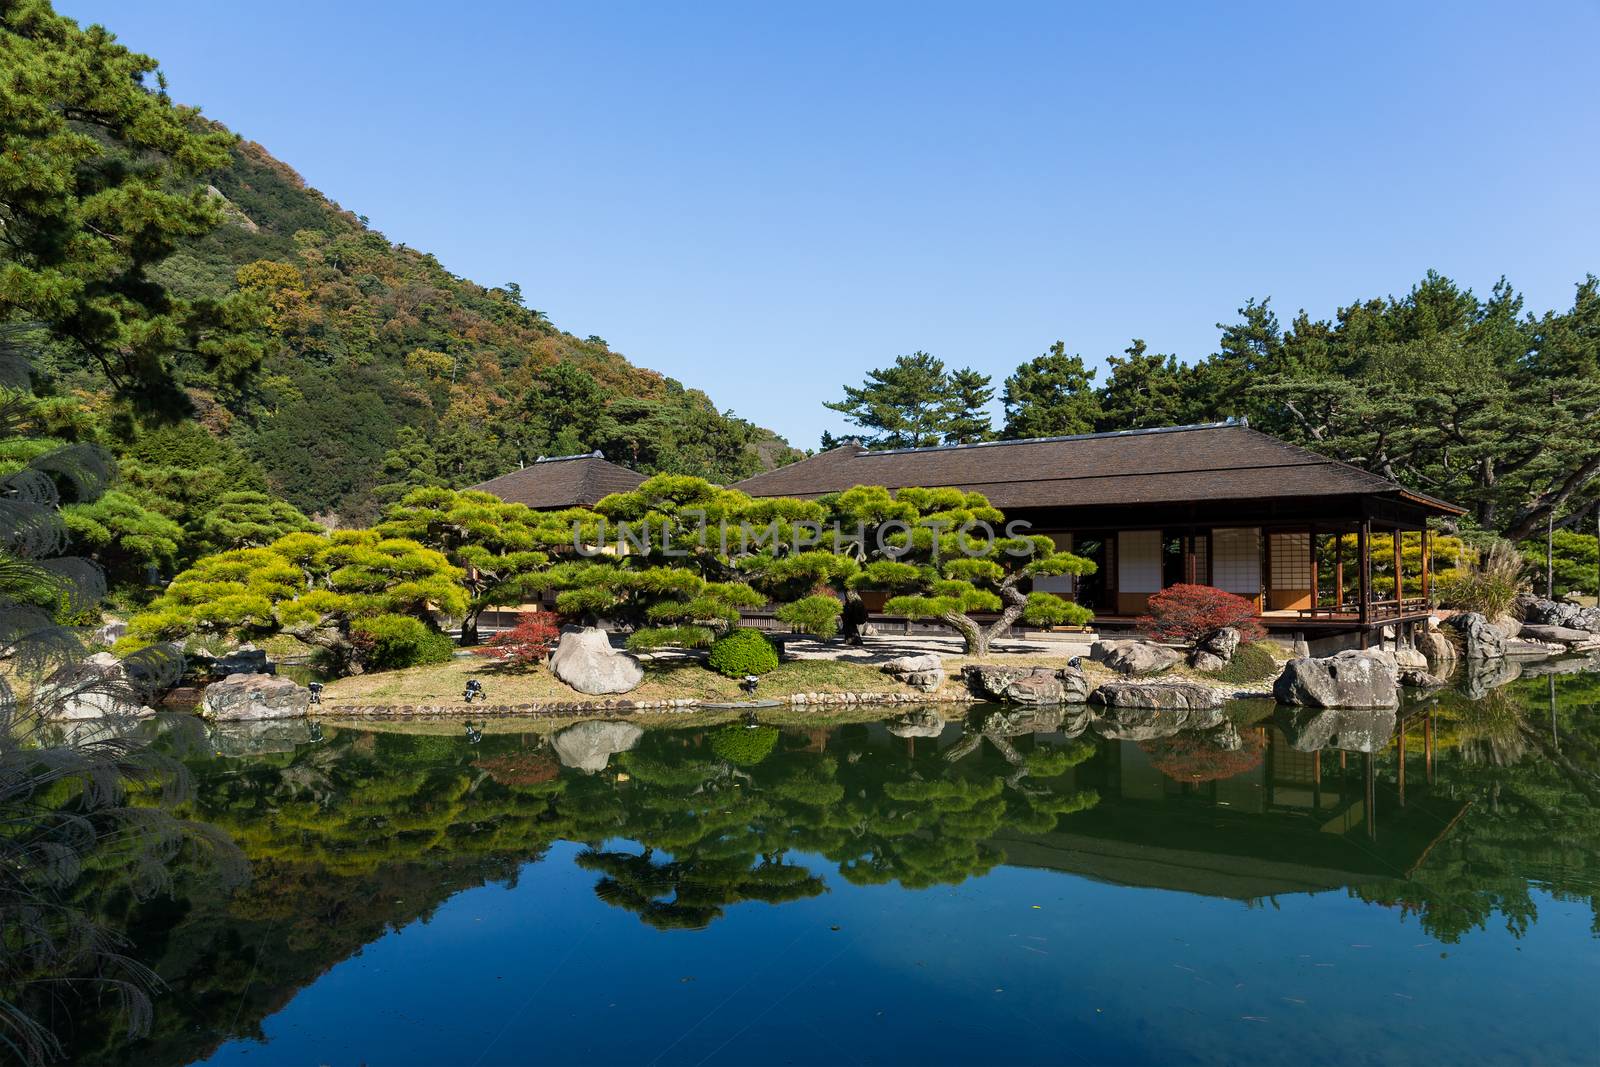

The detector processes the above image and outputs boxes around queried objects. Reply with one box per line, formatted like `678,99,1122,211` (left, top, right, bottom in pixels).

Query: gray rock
1519,623,1600,648
35,652,151,720
1398,667,1445,688
552,720,644,773
1277,707,1397,753
91,619,127,646
1198,627,1241,661
963,664,1087,705
201,673,310,721
1088,700,1225,740
1416,629,1457,673
1393,645,1429,671
1090,639,1183,675
1445,612,1507,660
1189,650,1227,672
1272,650,1399,709
208,719,316,757
1088,681,1225,715
880,653,944,692
886,709,946,738
550,627,644,695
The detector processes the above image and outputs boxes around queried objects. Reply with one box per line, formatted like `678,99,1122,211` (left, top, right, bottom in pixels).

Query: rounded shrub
351,614,456,672
706,627,779,678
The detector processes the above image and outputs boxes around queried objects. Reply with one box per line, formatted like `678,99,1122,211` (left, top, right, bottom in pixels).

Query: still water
47,665,1600,1065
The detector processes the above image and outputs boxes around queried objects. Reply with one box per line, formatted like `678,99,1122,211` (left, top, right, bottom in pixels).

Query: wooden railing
1297,596,1431,620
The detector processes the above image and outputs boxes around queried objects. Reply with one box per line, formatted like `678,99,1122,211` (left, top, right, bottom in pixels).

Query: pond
37,664,1600,1065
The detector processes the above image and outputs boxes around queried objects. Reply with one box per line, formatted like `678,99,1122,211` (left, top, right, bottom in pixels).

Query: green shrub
1199,641,1278,684
709,724,780,766
774,594,842,638
706,627,779,678
351,614,456,672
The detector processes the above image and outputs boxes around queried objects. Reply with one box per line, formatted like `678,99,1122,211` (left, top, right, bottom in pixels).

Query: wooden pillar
1310,525,1320,609
1358,517,1372,628
1364,752,1376,841
1335,532,1345,611
1392,526,1403,608
1421,526,1432,604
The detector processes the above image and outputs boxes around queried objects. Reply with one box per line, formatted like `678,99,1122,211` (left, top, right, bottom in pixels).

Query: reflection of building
732,420,1462,647
993,711,1467,901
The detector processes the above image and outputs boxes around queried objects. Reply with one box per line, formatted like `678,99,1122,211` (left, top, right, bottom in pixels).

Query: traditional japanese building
731,420,1463,644
470,451,646,510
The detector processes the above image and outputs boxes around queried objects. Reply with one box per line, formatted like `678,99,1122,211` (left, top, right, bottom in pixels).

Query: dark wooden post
1310,525,1320,610
1427,528,1435,601
1358,517,1372,628
1397,723,1407,807
1335,531,1345,611
1392,526,1403,610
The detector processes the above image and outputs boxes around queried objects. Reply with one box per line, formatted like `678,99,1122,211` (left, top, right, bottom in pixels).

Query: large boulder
552,720,643,773
1088,700,1224,740
1276,707,1397,753
1088,681,1225,716
1516,592,1599,631
1091,640,1182,676
1444,612,1507,660
880,653,944,692
1416,628,1457,674
963,663,1088,705
1200,627,1241,660
1519,623,1600,651
550,627,644,695
35,652,151,720
1271,650,1398,709
201,673,310,721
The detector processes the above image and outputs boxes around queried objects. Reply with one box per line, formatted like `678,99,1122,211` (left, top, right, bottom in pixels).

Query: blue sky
63,1,1600,448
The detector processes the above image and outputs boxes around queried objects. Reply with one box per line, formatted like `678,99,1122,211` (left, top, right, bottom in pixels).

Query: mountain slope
152,133,797,520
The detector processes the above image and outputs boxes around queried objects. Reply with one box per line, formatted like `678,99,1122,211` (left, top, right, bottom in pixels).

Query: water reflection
23,663,1600,1065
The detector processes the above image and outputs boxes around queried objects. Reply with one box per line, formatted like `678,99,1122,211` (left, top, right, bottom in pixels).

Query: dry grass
321,654,906,707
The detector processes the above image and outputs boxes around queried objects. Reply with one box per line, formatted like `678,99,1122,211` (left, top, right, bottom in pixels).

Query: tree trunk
976,575,1031,653
941,611,986,655
459,606,483,646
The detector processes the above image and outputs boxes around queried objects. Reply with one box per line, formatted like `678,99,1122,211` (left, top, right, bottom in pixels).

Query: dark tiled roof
470,452,646,509
730,422,1463,514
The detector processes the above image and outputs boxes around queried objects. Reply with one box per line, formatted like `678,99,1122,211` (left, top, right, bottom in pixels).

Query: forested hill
144,133,799,521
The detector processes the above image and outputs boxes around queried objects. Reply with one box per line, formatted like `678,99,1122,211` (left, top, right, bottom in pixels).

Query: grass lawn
322,654,908,707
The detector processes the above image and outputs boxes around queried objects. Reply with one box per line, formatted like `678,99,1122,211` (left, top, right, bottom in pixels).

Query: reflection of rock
1088,701,1226,740
1277,707,1397,753
1088,681,1224,715
1460,655,1523,698
963,663,1087,705
976,705,1066,736
886,709,946,738
1090,640,1182,675
880,654,944,692
36,652,152,720
1521,652,1600,678
201,673,310,721
1446,612,1506,659
552,720,643,773
1272,650,1398,709
550,627,644,695
208,719,314,757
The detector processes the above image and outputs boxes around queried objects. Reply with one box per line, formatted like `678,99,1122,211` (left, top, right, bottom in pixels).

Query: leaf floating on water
1281,997,1306,1005
1241,1016,1269,1023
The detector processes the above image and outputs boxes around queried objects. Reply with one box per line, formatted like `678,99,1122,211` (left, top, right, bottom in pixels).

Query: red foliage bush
1137,583,1264,644
472,611,562,667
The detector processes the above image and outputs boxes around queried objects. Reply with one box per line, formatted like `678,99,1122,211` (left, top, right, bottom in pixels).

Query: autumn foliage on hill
1137,584,1265,644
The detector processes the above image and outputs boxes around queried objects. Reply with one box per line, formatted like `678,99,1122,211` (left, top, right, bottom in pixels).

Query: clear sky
61,1,1600,448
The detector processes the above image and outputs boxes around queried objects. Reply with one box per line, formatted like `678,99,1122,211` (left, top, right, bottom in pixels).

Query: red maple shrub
472,611,563,667
1137,584,1264,644
1141,728,1266,783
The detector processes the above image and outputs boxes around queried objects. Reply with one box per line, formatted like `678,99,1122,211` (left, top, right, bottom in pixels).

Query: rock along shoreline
324,690,983,719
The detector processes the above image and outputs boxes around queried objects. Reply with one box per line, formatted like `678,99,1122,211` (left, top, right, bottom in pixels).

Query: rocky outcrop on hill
880,654,944,692
1088,681,1224,714
963,662,1089,705
201,673,311,721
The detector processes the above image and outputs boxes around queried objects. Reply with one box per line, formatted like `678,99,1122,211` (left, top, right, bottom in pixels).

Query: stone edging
325,690,980,719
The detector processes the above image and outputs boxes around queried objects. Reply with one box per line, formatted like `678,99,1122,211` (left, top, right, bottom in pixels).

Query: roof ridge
863,419,1240,456
534,450,605,464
